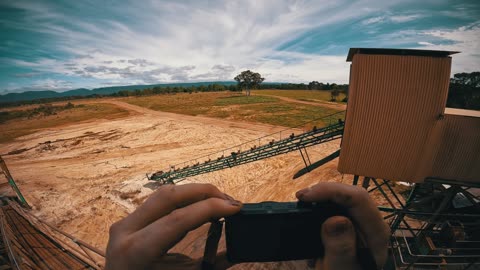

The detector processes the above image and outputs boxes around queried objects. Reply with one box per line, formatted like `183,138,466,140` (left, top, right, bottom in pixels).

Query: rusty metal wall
338,53,453,182
429,113,480,182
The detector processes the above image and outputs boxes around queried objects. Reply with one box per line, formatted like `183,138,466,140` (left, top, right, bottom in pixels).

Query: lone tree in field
330,89,340,101
234,70,264,96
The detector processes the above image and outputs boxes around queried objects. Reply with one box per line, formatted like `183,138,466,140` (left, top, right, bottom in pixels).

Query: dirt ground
0,100,357,269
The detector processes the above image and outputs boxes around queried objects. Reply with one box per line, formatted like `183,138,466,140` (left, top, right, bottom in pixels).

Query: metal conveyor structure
149,111,345,184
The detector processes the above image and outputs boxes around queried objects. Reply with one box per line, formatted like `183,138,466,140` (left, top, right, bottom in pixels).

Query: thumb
318,216,360,270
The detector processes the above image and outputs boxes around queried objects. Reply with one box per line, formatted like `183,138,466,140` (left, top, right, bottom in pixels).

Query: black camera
225,201,349,263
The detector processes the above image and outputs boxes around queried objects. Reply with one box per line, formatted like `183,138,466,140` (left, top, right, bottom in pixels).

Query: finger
131,197,242,260
296,182,389,268
119,183,230,232
319,216,359,270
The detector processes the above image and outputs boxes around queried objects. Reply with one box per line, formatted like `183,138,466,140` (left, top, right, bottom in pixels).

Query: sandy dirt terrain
0,100,356,269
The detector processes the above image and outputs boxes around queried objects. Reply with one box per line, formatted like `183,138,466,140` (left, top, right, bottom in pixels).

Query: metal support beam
353,175,359,186
0,156,30,208
361,177,370,189
298,146,312,171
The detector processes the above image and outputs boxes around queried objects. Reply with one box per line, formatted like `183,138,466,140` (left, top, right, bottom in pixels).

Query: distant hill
0,81,237,103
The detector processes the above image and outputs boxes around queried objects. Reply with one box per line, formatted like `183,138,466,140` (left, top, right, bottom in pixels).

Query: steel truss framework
353,176,480,269
150,111,346,184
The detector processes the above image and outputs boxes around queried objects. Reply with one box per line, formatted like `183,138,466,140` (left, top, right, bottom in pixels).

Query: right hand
296,182,390,270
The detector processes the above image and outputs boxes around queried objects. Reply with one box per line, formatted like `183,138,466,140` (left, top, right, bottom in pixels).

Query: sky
0,0,479,93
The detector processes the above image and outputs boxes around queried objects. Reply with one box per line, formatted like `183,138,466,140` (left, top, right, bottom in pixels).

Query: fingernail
228,200,242,207
326,219,351,237
296,187,310,199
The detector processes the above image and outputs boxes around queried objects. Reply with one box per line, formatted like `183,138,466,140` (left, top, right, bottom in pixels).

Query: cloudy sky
1,0,479,93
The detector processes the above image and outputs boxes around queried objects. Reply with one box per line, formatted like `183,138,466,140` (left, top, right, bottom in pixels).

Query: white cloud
418,41,434,46
362,13,424,25
418,22,480,74
362,16,385,25
2,0,478,88
4,79,73,92
7,0,391,84
390,14,424,23
32,79,73,90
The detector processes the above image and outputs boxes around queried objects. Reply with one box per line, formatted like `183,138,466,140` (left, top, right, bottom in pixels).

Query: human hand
105,183,242,270
296,182,390,270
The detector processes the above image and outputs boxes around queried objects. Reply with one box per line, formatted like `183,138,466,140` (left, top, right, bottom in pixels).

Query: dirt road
253,93,347,110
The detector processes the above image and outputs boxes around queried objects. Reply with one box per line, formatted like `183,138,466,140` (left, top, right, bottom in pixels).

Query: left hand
105,183,242,270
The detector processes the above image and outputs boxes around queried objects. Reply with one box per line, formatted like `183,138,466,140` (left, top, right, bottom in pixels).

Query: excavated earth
0,100,388,269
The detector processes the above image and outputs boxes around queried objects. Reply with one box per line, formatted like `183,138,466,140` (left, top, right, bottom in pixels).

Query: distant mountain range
0,81,238,104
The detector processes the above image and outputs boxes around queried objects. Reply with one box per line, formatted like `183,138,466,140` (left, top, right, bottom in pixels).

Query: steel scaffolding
354,177,480,269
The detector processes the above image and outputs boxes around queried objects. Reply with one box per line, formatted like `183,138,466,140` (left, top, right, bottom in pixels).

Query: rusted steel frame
1,213,34,266
303,147,312,166
361,176,370,189
420,185,461,236
352,175,359,186
0,210,21,270
378,207,480,218
366,180,388,193
10,207,87,269
370,178,416,236
13,203,105,257
10,203,103,269
77,243,103,268
32,218,103,268
0,157,30,208
381,180,406,208
425,177,480,189
370,179,397,210
4,208,51,269
458,188,480,210
10,207,72,270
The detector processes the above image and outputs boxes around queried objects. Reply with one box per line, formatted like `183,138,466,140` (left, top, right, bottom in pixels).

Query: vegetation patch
0,102,78,124
125,92,237,116
214,95,278,106
0,103,130,144
124,91,344,128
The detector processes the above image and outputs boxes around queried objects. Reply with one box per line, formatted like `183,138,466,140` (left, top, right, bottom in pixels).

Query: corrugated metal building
338,48,480,183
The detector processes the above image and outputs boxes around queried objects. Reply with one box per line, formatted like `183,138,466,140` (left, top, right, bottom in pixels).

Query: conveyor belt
151,116,345,184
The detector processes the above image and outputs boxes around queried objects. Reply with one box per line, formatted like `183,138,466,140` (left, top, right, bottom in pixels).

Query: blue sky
0,0,479,93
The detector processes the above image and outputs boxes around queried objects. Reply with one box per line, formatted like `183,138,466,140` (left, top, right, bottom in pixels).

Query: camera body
225,201,349,263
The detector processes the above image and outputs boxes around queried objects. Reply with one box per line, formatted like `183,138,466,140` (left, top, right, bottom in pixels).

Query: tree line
1,71,477,110
447,72,480,110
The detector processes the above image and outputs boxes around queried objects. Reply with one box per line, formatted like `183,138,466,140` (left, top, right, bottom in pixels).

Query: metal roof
346,48,459,62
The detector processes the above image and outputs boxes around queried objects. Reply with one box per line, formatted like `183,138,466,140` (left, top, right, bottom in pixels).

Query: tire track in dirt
92,99,292,134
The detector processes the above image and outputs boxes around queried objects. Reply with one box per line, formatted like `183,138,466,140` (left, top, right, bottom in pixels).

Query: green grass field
124,91,344,128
